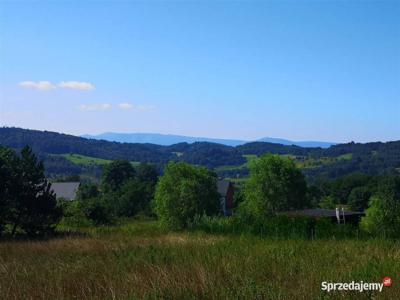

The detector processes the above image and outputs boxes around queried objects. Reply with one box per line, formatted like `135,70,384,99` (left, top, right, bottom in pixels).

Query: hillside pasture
57,153,140,167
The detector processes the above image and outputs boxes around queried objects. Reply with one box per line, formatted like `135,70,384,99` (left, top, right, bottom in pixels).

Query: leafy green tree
113,179,150,217
348,186,371,211
154,162,219,229
329,173,371,204
242,154,308,217
101,160,135,192
361,176,400,238
307,185,323,208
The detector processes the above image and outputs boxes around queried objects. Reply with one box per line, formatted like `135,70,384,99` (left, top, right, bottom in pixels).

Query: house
50,182,80,200
281,208,365,225
217,180,234,216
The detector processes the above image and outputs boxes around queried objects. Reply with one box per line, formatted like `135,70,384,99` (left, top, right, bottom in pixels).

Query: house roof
51,182,80,200
282,209,364,218
217,180,231,197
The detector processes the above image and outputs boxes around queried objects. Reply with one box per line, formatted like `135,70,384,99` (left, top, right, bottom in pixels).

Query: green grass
216,153,354,174
297,153,353,169
215,154,258,173
57,153,140,167
1,220,399,299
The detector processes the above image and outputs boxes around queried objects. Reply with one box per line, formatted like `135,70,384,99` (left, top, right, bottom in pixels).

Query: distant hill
257,137,335,148
82,132,247,147
1,127,399,181
82,132,335,148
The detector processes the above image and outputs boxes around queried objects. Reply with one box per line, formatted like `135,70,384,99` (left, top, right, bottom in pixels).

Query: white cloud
19,81,56,91
58,81,95,90
78,103,112,111
118,102,134,110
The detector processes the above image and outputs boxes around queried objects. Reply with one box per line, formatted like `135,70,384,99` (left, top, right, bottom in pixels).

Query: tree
242,154,308,218
348,186,371,211
136,163,158,186
319,196,336,209
77,183,99,200
0,147,20,235
4,146,62,236
361,176,400,238
80,196,114,225
113,179,150,217
329,173,371,204
154,162,219,229
101,160,135,192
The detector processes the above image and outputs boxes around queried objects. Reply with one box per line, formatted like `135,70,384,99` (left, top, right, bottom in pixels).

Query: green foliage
319,196,336,209
113,179,152,217
0,146,62,236
154,162,219,229
101,160,135,193
348,186,371,211
242,154,308,217
329,173,371,203
2,128,400,181
0,147,20,234
77,183,99,200
136,162,159,185
58,200,92,228
103,163,159,218
80,196,115,226
192,214,362,240
361,176,400,238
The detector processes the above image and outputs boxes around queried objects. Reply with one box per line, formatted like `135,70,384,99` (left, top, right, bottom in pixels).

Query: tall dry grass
0,220,399,299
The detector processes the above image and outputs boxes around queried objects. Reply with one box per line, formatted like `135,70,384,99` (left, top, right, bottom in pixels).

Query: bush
58,200,92,228
361,176,400,238
191,214,360,240
80,196,115,225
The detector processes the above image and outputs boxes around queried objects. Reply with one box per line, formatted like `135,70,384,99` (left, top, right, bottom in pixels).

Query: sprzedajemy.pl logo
321,277,392,293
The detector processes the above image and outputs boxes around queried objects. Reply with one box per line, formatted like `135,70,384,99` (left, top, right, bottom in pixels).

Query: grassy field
0,220,399,299
58,154,140,167
216,153,354,174
215,154,258,173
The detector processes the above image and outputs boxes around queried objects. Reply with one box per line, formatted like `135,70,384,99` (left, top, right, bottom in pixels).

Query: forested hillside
1,127,399,180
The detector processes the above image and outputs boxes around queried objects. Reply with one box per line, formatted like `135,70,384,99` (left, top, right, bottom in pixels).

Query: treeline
1,145,400,238
61,160,158,226
1,127,400,180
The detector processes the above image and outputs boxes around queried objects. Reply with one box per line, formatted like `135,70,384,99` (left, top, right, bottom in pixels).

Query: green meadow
1,220,399,300
59,153,140,167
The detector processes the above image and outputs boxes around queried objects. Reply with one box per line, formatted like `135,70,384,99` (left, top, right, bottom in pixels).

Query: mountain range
82,132,336,148
1,127,399,181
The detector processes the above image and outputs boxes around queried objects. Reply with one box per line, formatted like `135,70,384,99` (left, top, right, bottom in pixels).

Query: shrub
58,200,92,228
361,176,400,238
80,196,115,225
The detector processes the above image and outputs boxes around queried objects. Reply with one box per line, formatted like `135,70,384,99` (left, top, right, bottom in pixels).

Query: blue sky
0,0,399,143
